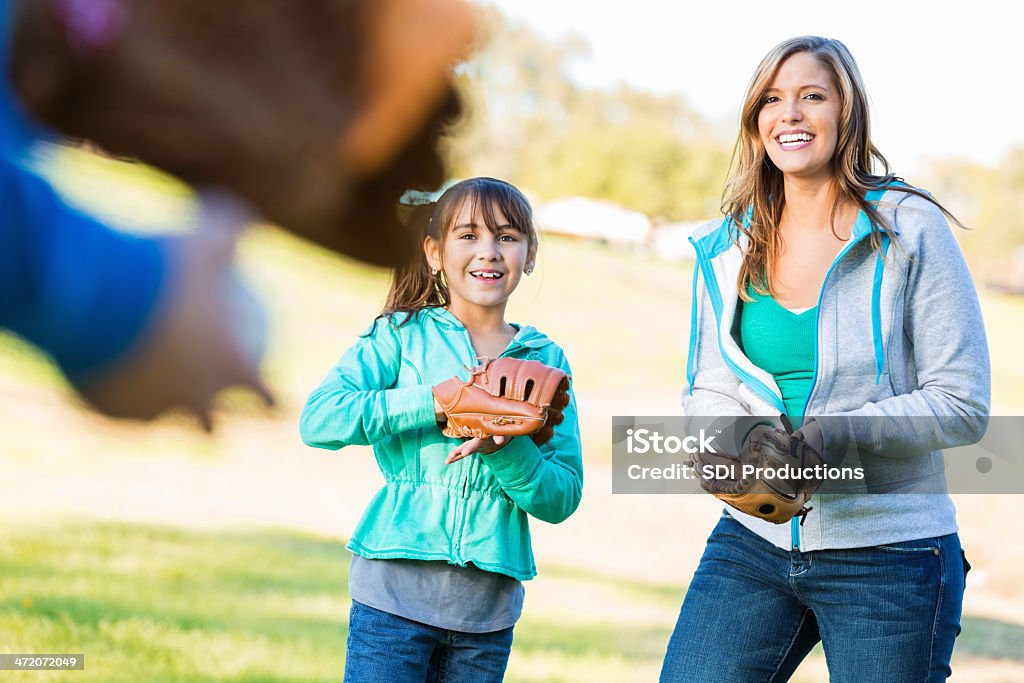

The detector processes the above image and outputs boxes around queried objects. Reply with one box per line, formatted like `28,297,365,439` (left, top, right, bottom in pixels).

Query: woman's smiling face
758,51,842,184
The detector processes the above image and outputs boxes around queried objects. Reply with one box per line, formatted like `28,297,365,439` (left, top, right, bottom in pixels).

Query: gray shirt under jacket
349,555,524,633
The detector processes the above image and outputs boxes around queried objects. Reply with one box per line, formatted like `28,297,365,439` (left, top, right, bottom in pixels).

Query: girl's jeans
661,513,969,682
344,599,514,682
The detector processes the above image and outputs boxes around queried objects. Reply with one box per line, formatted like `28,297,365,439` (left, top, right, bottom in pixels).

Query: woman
661,37,989,682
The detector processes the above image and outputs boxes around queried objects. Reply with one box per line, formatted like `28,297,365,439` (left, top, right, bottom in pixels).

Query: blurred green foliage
923,149,1024,271
446,10,732,221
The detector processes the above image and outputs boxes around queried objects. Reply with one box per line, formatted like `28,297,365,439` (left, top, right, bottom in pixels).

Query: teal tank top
738,286,817,419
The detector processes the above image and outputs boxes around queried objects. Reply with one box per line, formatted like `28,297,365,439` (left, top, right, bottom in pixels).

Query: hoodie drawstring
872,233,891,384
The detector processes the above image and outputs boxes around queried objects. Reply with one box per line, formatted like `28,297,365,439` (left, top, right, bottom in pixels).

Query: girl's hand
434,396,447,422
446,435,508,465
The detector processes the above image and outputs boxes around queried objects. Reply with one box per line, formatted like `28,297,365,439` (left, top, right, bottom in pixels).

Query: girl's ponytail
382,203,450,316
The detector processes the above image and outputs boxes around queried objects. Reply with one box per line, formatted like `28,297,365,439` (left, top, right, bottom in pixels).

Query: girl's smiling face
426,196,534,317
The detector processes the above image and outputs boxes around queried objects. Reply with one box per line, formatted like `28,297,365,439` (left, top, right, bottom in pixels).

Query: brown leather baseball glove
7,0,478,267
689,425,825,525
432,358,571,447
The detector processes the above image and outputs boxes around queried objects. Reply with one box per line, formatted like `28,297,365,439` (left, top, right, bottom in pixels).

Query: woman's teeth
778,132,814,149
779,133,813,143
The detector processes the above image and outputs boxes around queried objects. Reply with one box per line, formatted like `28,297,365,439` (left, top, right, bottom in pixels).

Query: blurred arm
0,159,165,378
0,164,271,426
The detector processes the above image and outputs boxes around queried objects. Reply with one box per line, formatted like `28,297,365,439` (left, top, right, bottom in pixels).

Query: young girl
300,177,583,682
661,37,988,681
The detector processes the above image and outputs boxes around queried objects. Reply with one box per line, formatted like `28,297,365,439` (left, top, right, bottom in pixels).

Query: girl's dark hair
382,177,537,320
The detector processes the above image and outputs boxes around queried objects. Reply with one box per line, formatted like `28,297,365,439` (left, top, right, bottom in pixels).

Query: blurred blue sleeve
1,1,167,379
0,161,167,378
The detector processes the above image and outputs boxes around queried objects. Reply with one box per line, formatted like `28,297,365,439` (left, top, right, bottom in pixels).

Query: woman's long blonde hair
724,36,958,299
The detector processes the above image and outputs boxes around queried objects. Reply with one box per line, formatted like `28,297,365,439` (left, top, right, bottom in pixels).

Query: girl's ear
524,245,537,275
424,236,442,273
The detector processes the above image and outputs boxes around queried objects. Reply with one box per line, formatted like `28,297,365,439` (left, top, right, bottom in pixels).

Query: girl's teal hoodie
300,307,583,581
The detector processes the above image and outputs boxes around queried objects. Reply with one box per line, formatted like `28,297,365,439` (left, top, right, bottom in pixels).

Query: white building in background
534,195,705,261
535,197,650,247
649,220,702,261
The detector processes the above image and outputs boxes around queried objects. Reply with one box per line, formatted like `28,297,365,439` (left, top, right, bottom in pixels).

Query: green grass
979,293,1024,412
0,522,684,682
0,523,348,682
5,522,1022,682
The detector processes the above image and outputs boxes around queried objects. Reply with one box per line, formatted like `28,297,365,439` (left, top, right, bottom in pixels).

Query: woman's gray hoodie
683,187,991,551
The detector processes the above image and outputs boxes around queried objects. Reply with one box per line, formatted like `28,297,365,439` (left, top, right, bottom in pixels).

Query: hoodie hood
421,306,554,350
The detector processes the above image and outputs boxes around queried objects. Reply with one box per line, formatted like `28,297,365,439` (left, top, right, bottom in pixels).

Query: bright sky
484,0,1021,176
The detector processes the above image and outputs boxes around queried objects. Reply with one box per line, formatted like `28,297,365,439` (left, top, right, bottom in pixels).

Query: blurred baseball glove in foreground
8,0,478,267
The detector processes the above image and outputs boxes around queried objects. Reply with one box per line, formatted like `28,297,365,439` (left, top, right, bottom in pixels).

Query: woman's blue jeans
344,600,514,683
660,513,969,682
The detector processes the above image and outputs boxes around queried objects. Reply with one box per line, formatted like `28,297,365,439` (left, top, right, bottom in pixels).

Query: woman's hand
794,420,825,460
445,435,509,465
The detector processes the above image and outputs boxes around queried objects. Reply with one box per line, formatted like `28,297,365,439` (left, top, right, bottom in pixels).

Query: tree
924,149,1024,268
444,11,731,221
